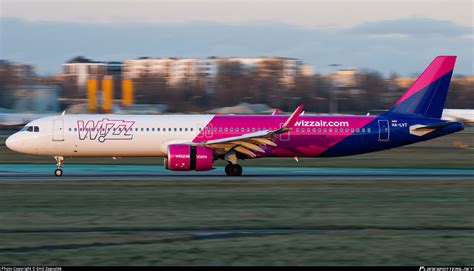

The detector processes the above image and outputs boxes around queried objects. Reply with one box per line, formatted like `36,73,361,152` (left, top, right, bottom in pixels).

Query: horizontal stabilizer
409,122,457,136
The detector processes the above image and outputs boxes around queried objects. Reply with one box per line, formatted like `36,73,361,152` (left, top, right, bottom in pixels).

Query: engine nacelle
165,144,214,171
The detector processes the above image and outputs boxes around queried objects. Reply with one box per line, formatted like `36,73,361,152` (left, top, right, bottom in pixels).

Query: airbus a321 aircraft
6,56,464,176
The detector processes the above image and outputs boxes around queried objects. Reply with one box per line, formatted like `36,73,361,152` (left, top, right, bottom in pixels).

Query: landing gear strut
54,156,64,177
225,163,242,176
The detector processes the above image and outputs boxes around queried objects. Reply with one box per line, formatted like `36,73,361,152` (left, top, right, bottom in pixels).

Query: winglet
277,104,304,133
272,109,280,115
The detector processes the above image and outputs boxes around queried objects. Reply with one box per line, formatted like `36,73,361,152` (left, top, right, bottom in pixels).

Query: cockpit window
22,126,39,132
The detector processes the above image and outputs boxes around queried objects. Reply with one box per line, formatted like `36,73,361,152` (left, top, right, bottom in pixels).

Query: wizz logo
77,118,135,143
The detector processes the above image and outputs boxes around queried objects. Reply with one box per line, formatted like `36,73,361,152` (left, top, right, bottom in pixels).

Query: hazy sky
1,0,472,75
2,0,472,28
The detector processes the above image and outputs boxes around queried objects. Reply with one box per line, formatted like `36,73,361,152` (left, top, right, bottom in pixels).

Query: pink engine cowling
165,144,214,171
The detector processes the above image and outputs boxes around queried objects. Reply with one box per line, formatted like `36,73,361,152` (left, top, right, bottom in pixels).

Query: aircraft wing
195,104,304,157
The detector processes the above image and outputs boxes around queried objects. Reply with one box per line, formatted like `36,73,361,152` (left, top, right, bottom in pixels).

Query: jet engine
165,144,214,171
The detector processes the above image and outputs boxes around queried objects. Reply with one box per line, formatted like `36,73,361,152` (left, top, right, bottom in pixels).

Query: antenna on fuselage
61,111,66,116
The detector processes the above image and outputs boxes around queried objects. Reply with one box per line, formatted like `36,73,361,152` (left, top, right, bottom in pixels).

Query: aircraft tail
388,56,456,119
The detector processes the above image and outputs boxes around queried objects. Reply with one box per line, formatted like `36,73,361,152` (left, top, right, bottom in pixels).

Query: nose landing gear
54,156,64,177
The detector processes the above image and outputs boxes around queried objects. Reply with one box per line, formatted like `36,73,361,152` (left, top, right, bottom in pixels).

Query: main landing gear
225,163,242,176
54,156,64,177
224,151,242,176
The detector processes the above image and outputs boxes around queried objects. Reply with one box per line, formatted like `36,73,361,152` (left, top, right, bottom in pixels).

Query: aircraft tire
54,168,63,177
227,164,242,176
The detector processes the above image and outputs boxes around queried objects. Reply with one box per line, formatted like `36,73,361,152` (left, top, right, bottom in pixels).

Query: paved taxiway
0,164,472,181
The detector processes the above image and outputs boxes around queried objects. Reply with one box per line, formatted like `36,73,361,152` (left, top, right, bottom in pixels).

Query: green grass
0,179,473,265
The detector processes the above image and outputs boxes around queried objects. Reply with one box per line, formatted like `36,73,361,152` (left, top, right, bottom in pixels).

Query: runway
0,164,472,181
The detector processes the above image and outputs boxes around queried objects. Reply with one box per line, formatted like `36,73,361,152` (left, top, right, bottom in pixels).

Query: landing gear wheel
226,164,242,176
54,168,63,177
225,163,232,175
54,156,64,177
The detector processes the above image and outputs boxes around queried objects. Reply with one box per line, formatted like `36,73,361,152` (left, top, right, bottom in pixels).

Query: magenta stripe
394,56,456,106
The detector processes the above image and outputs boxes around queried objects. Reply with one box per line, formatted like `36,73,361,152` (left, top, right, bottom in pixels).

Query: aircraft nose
5,133,20,152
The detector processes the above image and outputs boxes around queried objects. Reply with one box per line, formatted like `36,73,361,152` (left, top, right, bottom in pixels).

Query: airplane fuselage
6,113,463,159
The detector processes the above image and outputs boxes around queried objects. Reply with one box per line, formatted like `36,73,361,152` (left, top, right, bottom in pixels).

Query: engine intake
165,144,214,171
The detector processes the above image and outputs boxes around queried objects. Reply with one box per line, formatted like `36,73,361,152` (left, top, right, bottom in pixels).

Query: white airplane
4,56,465,177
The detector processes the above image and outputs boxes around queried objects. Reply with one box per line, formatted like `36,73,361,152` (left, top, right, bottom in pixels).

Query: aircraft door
53,119,65,141
205,124,213,138
378,120,390,142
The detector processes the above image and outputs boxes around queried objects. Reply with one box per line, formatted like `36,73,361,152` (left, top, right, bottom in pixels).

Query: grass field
0,179,473,265
0,128,472,265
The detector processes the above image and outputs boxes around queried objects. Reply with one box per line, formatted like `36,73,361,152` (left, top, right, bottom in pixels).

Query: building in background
0,60,36,79
62,56,123,86
395,75,474,90
122,56,305,87
321,68,358,88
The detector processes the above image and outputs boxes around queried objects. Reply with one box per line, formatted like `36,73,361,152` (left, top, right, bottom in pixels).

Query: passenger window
68,128,72,132
157,128,160,131
152,128,155,131
190,128,193,132
174,128,177,132
318,128,321,133
296,128,299,132
323,128,327,132
146,128,149,132
185,128,188,132
224,127,228,132
345,128,349,132
351,128,354,132
302,128,305,132
219,127,223,132
312,128,316,133
362,128,366,133
367,128,371,133
356,128,360,133
230,127,234,132
329,128,332,132
74,128,77,132
179,128,182,132
169,128,172,132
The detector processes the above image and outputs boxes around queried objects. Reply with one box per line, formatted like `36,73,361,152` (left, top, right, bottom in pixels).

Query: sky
0,0,472,75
